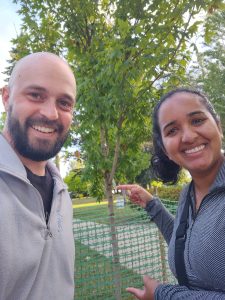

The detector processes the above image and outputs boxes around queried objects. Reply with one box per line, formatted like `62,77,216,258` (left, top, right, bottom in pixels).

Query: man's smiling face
2,53,76,161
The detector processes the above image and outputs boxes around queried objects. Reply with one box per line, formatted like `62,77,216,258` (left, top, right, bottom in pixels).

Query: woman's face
158,92,224,177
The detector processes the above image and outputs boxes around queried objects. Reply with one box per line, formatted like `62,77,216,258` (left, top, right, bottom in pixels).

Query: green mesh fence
73,196,178,300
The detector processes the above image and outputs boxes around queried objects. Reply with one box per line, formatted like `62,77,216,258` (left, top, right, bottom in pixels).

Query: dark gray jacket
146,161,225,299
0,134,75,300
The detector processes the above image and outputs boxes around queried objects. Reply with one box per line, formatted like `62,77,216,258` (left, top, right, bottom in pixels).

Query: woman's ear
1,86,10,112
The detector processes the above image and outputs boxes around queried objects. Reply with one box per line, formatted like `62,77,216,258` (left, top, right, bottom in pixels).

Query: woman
118,88,225,299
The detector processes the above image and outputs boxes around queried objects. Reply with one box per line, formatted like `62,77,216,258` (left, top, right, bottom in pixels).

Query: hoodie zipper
187,186,225,270
192,186,225,220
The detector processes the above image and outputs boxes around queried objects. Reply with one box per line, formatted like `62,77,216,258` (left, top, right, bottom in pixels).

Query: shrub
64,171,90,198
148,185,182,202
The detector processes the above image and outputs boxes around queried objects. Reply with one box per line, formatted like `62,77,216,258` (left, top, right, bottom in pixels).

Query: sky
0,0,22,112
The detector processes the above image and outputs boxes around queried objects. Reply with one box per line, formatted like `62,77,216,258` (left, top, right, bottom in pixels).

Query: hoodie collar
0,134,27,179
209,158,225,192
0,134,67,191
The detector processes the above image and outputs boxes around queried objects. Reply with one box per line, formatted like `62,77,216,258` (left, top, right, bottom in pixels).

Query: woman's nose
181,127,197,143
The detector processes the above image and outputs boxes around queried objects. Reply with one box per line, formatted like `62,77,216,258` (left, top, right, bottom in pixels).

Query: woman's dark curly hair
151,87,220,184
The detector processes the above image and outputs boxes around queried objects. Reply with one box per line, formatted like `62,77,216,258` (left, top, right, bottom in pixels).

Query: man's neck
19,156,47,176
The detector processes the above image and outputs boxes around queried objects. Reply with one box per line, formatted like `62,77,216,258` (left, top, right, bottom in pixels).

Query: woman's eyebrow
187,110,205,117
162,120,176,132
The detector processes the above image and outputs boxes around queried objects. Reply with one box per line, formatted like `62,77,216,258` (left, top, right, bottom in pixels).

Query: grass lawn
73,196,148,225
75,240,143,300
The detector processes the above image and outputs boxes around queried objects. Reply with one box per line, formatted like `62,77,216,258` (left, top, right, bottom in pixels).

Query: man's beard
7,107,69,161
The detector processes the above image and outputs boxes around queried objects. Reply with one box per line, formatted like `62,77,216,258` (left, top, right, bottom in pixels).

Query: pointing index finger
116,184,138,190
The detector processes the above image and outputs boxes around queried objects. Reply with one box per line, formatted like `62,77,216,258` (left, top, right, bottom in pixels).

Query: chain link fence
74,197,178,300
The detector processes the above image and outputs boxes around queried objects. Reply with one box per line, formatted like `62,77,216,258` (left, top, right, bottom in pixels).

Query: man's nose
40,100,58,120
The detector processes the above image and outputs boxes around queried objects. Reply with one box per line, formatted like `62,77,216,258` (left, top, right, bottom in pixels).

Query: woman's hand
116,184,153,208
126,275,161,300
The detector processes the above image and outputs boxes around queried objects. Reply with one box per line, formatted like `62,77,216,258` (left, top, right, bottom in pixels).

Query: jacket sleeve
155,284,225,299
145,197,174,245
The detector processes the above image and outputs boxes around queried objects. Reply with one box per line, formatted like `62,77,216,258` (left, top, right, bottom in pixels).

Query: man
0,52,76,299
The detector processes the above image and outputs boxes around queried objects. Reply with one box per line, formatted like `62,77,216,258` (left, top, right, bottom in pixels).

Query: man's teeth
185,145,205,154
32,125,55,133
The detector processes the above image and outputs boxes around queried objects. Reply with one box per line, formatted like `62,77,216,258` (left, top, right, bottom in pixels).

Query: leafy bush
64,170,90,198
148,185,182,202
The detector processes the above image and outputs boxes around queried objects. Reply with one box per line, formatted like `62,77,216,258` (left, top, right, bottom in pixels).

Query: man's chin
19,141,59,161
20,149,56,161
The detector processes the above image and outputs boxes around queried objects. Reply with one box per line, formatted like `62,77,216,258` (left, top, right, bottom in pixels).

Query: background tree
64,170,90,198
188,9,225,133
0,112,6,132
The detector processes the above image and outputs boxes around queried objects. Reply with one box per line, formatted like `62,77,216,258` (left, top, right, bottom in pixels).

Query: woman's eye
165,127,178,136
192,118,205,125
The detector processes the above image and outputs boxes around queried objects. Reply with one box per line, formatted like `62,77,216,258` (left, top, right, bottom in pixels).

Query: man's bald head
1,52,76,166
8,52,76,94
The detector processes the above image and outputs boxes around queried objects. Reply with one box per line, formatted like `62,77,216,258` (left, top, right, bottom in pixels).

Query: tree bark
105,173,122,300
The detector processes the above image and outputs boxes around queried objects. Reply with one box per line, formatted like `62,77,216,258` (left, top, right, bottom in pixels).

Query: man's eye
28,93,42,100
58,99,73,111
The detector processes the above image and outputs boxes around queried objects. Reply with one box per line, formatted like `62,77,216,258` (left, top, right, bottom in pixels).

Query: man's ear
1,86,10,112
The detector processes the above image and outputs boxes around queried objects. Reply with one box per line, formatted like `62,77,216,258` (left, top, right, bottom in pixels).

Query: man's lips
27,117,64,134
32,125,55,133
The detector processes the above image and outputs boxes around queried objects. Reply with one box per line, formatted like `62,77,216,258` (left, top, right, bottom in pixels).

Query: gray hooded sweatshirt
0,134,74,300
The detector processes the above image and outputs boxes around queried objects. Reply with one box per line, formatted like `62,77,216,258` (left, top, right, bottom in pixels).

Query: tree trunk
105,175,122,300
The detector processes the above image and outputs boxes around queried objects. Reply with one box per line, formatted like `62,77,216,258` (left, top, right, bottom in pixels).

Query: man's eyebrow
59,93,75,103
162,111,205,132
24,85,47,92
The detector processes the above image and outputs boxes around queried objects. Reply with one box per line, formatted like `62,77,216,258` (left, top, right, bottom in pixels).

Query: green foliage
0,113,6,132
148,185,183,202
188,9,225,135
151,180,163,188
64,170,90,198
177,168,191,185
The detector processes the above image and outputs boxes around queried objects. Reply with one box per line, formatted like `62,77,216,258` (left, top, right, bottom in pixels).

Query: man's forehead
9,53,76,88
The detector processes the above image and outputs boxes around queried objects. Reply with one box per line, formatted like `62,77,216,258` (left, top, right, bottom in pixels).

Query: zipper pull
41,227,53,240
